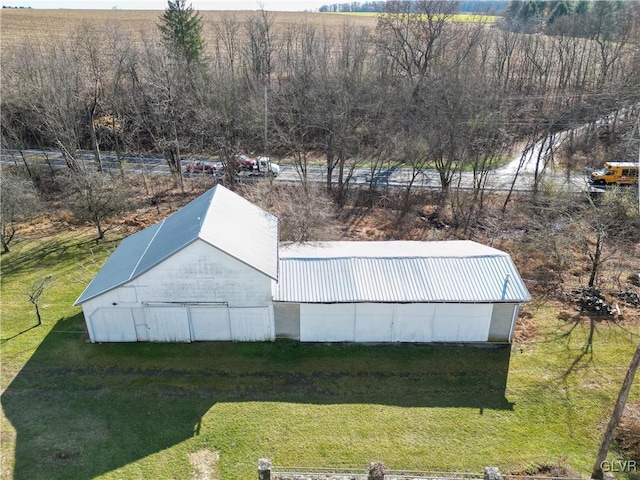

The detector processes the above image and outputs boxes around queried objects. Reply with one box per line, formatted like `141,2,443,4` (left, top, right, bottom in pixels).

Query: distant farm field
0,9,496,55
0,9,378,53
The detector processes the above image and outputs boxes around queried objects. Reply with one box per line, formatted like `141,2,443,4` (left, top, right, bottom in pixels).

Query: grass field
1,224,639,480
0,9,495,55
0,9,378,53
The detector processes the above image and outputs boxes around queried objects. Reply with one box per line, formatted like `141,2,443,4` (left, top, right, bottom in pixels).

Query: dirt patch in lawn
189,449,220,480
508,461,581,478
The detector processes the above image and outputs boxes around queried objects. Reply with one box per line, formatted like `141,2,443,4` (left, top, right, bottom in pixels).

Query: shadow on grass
2,313,513,480
1,234,117,279
0,323,40,345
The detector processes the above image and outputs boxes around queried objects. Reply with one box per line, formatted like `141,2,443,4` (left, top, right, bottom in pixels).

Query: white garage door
88,308,137,342
144,307,191,342
229,307,273,341
300,304,355,342
301,303,438,343
431,304,492,342
300,303,492,343
189,306,231,341
393,304,435,342
354,303,394,342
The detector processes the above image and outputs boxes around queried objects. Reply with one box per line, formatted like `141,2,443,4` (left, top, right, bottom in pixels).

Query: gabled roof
274,241,530,303
75,185,278,305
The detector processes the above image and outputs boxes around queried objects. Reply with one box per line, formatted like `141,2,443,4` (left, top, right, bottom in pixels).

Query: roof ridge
197,186,218,237
131,218,166,278
280,254,507,259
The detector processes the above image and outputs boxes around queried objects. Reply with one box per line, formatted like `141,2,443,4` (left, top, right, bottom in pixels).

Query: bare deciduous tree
376,0,458,93
579,188,640,288
8,41,85,171
59,168,132,240
0,171,41,254
27,275,53,327
240,182,338,243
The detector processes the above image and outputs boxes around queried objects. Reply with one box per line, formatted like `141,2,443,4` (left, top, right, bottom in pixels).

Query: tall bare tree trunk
588,231,604,287
88,106,103,172
591,344,640,480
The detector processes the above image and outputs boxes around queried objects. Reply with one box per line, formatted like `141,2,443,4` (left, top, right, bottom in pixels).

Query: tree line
318,0,507,14
1,0,639,206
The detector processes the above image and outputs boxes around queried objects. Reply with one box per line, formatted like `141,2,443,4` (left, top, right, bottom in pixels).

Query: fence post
258,458,272,480
485,467,503,480
369,461,387,480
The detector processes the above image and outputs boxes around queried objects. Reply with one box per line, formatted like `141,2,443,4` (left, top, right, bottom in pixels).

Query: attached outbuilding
273,241,530,343
74,185,279,343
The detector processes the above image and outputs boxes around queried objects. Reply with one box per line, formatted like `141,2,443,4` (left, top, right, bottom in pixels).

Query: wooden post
258,458,271,480
591,343,640,479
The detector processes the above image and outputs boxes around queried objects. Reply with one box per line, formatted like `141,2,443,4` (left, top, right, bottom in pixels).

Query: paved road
0,146,591,193
7,106,639,192
0,150,167,174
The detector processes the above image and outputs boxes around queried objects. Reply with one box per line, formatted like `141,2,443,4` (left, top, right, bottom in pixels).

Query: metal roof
75,185,278,305
603,162,639,167
274,241,530,303
279,240,508,258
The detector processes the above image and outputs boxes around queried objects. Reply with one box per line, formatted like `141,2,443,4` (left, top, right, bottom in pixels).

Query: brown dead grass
512,307,539,344
616,403,640,462
507,459,582,479
0,9,377,54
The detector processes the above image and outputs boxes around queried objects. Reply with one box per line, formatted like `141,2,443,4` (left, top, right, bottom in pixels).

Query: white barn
273,241,530,343
76,186,530,344
74,185,279,343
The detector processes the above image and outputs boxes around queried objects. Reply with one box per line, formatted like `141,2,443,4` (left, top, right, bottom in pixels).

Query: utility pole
634,116,640,215
264,82,274,184
591,343,640,479
264,83,268,156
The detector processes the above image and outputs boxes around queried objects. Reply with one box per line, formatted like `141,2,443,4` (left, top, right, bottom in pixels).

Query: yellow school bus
590,162,639,186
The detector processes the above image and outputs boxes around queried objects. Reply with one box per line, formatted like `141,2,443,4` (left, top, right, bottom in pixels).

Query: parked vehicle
185,160,219,174
234,154,257,172
235,154,280,177
590,162,639,186
256,156,280,177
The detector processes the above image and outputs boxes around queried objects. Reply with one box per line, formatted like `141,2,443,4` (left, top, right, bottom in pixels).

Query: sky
7,0,325,10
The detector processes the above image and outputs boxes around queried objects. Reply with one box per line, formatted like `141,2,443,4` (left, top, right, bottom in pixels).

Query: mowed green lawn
1,229,639,480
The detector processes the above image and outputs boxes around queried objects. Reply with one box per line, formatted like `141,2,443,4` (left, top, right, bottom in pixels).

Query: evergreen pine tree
547,1,573,25
158,0,204,63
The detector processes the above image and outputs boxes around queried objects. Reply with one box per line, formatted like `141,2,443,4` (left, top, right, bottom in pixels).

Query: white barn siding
88,308,137,342
489,303,518,342
273,303,300,340
82,240,274,342
133,240,272,306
